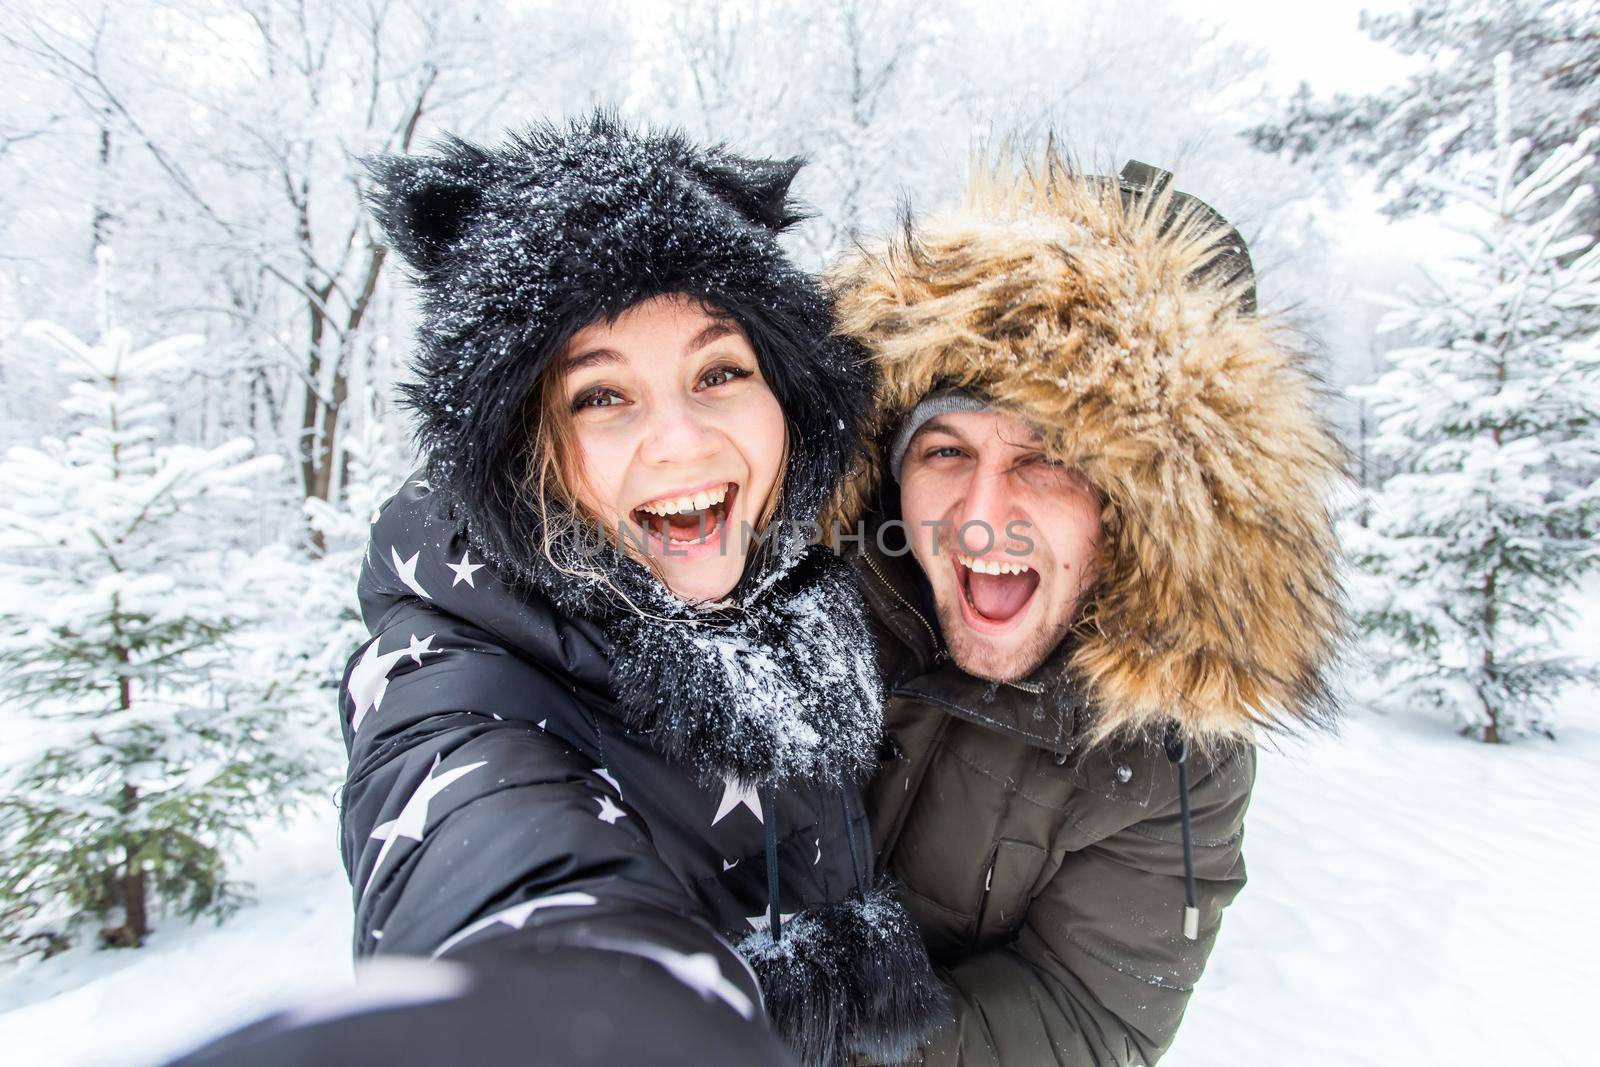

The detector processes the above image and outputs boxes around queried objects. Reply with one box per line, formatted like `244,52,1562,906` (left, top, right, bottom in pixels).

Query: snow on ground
0,800,353,1067
1171,578,1600,1067
1167,705,1599,1067
2,685,1596,1066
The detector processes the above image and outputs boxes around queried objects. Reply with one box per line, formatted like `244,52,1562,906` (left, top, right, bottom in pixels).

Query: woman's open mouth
631,481,738,553
954,552,1040,631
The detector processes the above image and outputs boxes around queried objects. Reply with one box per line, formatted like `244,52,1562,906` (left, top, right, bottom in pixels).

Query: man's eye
573,388,624,411
924,446,964,460
699,364,754,390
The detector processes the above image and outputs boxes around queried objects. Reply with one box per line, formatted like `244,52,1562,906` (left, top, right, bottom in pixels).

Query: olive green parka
855,537,1253,1065
829,156,1347,1065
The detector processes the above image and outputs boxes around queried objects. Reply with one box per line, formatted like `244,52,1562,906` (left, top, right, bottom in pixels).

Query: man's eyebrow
684,320,739,355
909,416,969,445
999,422,1045,447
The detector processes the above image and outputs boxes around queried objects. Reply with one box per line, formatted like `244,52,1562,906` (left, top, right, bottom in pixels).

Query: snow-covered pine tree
1349,54,1600,743
0,253,324,956
1250,0,1600,234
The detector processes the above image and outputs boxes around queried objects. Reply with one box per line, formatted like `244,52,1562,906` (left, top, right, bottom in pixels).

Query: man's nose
952,467,1017,556
638,395,719,466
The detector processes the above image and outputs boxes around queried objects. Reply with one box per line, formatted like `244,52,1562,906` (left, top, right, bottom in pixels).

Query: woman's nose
638,396,719,466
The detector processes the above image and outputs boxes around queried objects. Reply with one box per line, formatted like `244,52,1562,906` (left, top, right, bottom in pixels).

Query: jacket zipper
860,551,946,664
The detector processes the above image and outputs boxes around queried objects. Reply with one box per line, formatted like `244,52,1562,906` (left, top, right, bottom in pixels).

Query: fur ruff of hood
830,155,1348,746
365,111,872,620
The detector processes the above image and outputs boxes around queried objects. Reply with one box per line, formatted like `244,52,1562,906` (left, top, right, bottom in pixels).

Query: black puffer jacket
340,481,935,1064
330,113,941,1067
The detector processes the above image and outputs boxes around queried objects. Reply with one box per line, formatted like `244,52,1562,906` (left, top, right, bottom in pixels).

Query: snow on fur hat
830,151,1347,745
365,111,872,615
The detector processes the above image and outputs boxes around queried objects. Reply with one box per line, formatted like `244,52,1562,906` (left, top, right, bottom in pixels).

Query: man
829,158,1346,1065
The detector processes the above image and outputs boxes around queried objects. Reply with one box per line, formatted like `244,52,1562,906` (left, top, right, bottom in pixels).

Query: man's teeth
956,553,1033,576
637,484,729,516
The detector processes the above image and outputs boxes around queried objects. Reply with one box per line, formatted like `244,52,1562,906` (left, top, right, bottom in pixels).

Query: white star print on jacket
593,767,622,798
391,546,435,600
347,633,437,734
579,937,756,1020
446,551,485,588
431,892,598,959
362,753,487,901
711,778,762,827
595,795,627,824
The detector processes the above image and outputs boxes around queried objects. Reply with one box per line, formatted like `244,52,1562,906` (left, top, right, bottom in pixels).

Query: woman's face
555,294,788,603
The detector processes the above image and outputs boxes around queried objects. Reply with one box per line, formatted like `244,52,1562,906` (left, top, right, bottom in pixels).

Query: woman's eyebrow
561,322,738,374
559,347,623,374
684,321,739,355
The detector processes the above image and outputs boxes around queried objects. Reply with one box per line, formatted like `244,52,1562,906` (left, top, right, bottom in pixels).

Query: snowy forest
1,1,1595,1065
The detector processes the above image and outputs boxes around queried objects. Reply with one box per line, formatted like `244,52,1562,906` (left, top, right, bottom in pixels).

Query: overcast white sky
1212,0,1419,94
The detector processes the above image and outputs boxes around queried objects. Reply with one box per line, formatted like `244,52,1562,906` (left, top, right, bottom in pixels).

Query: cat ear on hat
687,152,808,231
364,138,489,276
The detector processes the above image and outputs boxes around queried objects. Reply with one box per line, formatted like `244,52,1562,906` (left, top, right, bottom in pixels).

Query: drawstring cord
1163,723,1200,941
840,790,868,897
760,783,782,941
757,787,869,948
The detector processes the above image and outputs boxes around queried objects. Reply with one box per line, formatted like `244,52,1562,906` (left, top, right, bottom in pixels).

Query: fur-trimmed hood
365,111,871,616
829,155,1347,744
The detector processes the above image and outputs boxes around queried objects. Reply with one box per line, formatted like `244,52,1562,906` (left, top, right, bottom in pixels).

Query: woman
329,114,942,1067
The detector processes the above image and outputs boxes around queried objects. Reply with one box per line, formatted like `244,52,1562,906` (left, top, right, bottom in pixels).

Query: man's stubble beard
926,559,1100,683
928,585,1078,684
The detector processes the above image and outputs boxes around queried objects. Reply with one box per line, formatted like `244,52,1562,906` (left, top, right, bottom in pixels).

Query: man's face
898,411,1103,682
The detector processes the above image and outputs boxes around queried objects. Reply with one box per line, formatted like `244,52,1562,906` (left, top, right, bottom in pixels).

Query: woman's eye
572,388,624,411
698,364,754,390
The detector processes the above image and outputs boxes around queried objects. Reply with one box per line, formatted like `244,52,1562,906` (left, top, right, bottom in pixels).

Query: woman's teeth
637,483,730,516
956,553,1033,576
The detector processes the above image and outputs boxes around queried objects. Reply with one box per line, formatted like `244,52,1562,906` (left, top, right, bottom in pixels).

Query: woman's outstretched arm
156,605,787,1067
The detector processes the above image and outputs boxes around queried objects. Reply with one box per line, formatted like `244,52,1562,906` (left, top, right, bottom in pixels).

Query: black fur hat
366,111,871,615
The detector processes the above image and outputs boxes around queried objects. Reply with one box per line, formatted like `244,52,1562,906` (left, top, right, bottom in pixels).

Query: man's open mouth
955,552,1039,625
632,482,737,548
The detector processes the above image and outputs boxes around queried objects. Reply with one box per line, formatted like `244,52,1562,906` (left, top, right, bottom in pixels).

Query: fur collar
604,546,883,788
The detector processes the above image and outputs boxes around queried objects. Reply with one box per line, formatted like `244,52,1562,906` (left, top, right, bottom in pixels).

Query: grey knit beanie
888,388,995,481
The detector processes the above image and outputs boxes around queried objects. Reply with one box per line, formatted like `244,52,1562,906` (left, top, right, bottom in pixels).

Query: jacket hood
830,154,1347,745
366,111,872,618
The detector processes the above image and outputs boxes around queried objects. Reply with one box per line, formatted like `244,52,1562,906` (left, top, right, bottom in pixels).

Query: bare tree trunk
298,288,331,510
91,111,114,255
297,238,389,550
1478,336,1508,745
1479,561,1503,745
